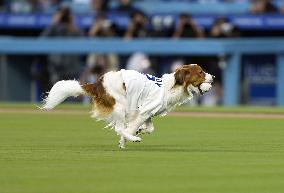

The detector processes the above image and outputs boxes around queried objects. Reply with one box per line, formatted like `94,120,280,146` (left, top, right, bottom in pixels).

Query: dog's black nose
212,75,216,79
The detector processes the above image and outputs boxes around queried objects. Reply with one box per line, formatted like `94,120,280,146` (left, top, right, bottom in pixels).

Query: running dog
41,64,214,148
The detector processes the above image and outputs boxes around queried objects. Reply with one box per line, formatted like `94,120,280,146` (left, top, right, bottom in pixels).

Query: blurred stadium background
0,0,284,106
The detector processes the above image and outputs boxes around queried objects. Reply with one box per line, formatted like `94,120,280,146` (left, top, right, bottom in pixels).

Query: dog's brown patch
174,64,206,93
82,76,115,116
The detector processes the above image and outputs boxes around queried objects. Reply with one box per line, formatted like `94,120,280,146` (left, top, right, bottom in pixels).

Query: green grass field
1,104,284,193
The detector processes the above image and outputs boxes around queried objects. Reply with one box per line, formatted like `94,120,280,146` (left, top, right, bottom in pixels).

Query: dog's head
174,64,214,95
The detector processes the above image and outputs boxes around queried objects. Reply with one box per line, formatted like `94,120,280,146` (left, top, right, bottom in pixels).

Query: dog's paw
121,131,142,142
118,144,125,149
136,127,154,135
131,136,142,142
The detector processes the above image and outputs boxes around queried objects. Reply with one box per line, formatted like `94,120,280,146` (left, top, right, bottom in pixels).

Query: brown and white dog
41,64,214,148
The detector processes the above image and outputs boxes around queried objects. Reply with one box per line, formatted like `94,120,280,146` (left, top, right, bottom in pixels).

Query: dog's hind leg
109,103,128,148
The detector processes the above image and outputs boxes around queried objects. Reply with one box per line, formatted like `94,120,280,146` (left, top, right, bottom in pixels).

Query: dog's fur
41,64,214,148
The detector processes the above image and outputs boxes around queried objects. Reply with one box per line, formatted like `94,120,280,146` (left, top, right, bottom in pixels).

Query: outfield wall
0,37,284,106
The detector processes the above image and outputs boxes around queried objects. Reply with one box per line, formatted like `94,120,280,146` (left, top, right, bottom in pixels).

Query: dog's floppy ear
174,68,189,85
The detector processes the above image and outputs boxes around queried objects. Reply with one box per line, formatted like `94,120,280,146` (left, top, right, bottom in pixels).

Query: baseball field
1,103,284,193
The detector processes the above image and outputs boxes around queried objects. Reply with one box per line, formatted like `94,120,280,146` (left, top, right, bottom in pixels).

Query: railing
0,37,284,106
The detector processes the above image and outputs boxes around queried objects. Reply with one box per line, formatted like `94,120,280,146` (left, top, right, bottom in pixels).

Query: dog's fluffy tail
41,80,85,110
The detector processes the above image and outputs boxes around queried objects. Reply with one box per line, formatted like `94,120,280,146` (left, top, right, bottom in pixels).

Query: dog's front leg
124,114,148,139
119,113,151,143
136,118,155,135
141,118,155,134
119,118,151,147
119,115,143,142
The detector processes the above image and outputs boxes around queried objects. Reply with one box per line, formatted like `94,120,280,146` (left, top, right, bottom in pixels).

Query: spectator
173,13,204,39
126,52,153,74
210,17,240,38
89,12,117,37
113,0,139,15
250,0,278,14
91,0,109,12
42,6,83,37
41,6,84,84
124,10,148,38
